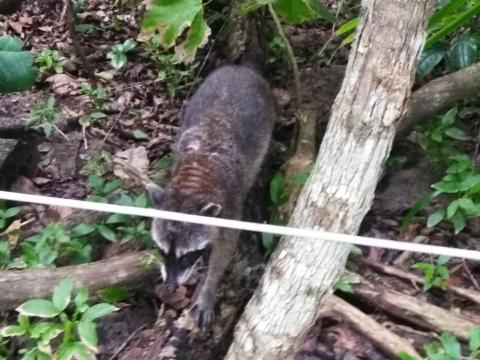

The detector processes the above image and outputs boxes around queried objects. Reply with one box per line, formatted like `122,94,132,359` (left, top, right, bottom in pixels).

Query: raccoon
147,64,275,327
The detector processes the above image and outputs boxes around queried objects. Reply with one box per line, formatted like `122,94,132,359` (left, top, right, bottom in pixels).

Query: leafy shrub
0,278,117,360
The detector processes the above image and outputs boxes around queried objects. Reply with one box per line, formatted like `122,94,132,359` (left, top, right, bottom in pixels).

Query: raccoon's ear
146,183,165,206
199,202,222,217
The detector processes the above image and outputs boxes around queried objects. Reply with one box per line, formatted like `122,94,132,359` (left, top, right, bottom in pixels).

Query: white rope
0,190,479,260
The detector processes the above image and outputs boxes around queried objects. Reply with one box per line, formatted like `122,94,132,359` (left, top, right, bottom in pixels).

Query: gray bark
225,0,433,358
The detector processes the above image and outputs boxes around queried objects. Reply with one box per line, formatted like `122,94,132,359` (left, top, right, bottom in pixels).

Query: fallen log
320,295,421,358
351,273,480,340
0,251,152,310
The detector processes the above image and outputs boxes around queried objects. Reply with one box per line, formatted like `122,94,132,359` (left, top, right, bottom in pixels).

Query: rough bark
225,0,432,359
399,61,480,137
0,251,151,310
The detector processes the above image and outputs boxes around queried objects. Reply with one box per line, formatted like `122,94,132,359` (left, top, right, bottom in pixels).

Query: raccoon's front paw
191,298,215,329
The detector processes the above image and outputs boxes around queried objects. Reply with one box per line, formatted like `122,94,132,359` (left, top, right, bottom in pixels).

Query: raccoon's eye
178,250,204,268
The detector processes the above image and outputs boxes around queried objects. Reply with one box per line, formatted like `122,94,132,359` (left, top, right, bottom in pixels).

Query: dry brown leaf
113,146,150,184
8,21,24,35
45,74,79,96
1,220,22,250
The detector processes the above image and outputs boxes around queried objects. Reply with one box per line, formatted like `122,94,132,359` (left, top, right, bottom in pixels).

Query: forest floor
1,0,479,359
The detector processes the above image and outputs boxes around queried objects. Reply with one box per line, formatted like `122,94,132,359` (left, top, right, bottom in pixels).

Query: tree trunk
225,0,432,359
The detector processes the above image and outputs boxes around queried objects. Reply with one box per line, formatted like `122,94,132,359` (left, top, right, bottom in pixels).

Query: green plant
0,35,37,93
87,175,123,203
144,37,199,98
13,224,92,269
417,107,468,166
81,151,113,177
107,39,137,70
0,278,117,360
34,49,67,74
412,255,450,292
140,0,211,63
103,192,153,245
335,274,356,293
80,85,107,110
0,201,21,232
25,97,65,138
397,328,480,360
428,154,480,233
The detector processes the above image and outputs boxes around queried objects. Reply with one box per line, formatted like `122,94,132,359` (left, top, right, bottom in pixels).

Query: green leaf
97,225,117,242
0,35,37,93
81,303,117,323
57,342,95,360
78,320,98,352
459,174,480,191
30,322,58,339
72,224,97,237
132,129,149,139
428,0,467,31
1,325,26,337
469,327,480,352
437,255,450,266
270,172,287,205
88,175,104,193
446,200,459,219
107,50,127,70
457,197,477,214
175,8,211,63
74,287,89,309
120,39,137,52
103,179,123,194
416,43,448,77
17,299,60,318
448,34,478,71
106,213,131,224
98,285,129,304
444,127,468,140
336,17,359,36
396,351,420,360
4,206,21,218
440,332,461,358
53,278,74,312
341,32,355,46
274,0,333,23
141,0,203,49
261,232,277,252
402,191,441,229
432,180,461,193
451,211,466,233
135,193,149,208
427,208,446,227
441,107,458,127
426,1,480,47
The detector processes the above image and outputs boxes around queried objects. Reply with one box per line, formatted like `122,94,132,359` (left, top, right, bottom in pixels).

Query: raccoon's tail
241,15,267,74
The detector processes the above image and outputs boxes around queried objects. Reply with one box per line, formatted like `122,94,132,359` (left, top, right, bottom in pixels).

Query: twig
361,258,480,306
64,0,97,88
53,124,70,141
462,259,480,290
267,3,302,105
320,295,421,358
108,324,147,360
100,110,124,150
